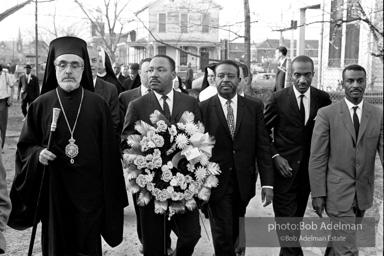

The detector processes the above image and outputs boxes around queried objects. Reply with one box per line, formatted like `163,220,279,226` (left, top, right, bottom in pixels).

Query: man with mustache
309,64,383,255
8,36,128,256
264,55,331,256
121,55,201,256
199,60,274,256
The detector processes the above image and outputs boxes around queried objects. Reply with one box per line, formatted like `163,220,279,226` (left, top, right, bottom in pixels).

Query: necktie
145,88,151,94
353,106,359,139
226,100,235,139
299,95,305,125
161,95,171,121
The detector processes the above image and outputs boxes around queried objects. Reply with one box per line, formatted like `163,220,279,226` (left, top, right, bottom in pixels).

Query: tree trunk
244,0,252,93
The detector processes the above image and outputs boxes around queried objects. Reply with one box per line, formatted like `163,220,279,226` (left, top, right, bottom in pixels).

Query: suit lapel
309,87,319,123
357,103,371,145
287,87,302,123
172,90,180,121
213,95,232,137
148,91,163,114
234,96,245,137
94,78,103,95
340,100,357,142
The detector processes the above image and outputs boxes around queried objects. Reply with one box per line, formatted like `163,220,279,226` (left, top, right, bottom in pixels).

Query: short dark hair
139,58,152,69
215,59,240,77
291,55,314,71
152,55,175,71
237,62,249,78
342,64,366,80
277,46,288,56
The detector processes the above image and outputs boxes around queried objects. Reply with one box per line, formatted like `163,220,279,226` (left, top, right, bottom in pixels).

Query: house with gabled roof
116,0,222,72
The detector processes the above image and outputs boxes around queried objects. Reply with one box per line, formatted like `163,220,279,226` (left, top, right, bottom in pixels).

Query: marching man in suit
274,46,288,91
199,60,274,256
121,55,201,256
309,64,383,255
264,55,331,256
18,64,40,119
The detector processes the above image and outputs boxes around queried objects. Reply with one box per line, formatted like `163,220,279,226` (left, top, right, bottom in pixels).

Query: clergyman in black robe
97,46,124,94
8,36,128,256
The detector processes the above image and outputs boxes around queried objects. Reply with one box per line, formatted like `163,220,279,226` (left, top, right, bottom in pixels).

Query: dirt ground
1,102,381,256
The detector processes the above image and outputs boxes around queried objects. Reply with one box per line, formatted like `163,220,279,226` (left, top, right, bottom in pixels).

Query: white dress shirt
153,90,174,115
344,98,363,124
140,85,150,95
293,86,311,125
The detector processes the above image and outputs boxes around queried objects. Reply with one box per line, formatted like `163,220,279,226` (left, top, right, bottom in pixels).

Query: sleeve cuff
262,186,273,189
272,154,279,159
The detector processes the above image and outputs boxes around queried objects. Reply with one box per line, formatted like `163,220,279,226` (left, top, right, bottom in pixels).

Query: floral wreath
122,111,221,218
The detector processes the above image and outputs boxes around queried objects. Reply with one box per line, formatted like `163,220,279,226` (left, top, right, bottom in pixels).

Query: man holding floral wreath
121,55,201,256
199,59,274,256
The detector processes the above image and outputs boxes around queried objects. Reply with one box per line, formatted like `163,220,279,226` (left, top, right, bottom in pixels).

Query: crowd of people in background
0,38,382,256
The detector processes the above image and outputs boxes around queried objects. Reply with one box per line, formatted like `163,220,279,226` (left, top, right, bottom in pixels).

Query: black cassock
8,86,128,256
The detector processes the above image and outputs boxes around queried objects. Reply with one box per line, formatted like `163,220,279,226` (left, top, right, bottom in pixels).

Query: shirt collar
344,97,364,110
293,85,311,98
140,85,149,95
218,93,238,107
93,77,97,87
153,90,174,102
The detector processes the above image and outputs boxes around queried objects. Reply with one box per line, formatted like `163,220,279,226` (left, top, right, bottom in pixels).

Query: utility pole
244,0,251,89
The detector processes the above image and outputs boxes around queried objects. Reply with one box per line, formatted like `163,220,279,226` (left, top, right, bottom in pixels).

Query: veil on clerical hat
97,46,123,93
41,36,94,94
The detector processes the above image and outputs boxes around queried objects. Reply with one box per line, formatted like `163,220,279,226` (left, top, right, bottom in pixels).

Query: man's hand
261,187,273,207
273,155,292,178
39,148,56,166
312,197,325,218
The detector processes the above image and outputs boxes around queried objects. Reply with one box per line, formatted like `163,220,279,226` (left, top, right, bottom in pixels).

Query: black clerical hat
41,36,94,94
97,46,122,87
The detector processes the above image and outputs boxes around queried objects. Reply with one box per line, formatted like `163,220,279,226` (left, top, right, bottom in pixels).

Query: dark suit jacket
264,86,331,194
199,95,273,204
18,74,39,102
117,74,127,86
309,100,383,211
118,87,142,133
94,78,120,138
121,90,201,145
274,58,287,91
122,75,141,91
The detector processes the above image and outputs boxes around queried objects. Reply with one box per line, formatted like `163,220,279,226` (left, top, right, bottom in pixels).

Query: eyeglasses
55,61,84,71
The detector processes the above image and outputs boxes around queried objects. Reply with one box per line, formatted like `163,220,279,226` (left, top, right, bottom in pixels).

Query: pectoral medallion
65,138,79,164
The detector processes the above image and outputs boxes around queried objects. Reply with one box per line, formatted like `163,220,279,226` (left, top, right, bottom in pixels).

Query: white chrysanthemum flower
185,198,197,211
146,182,155,192
137,189,152,206
145,173,154,183
195,166,208,181
147,141,156,148
166,186,174,194
177,123,186,130
176,172,186,185
154,200,168,214
185,123,199,135
187,164,195,172
136,174,148,188
161,165,169,172
156,120,168,132
153,149,161,157
175,134,189,149
185,175,193,183
127,135,142,149
152,135,164,147
204,175,219,188
179,111,195,124
167,161,173,169
170,178,178,187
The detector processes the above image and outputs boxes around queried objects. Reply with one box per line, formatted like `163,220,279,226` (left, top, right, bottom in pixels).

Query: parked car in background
251,73,276,90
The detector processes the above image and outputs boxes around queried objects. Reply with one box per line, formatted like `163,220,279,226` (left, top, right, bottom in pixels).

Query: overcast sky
0,0,321,43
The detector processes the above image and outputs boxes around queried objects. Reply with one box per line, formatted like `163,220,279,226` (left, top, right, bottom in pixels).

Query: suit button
233,150,236,154
356,164,360,167
229,168,233,171
298,161,300,164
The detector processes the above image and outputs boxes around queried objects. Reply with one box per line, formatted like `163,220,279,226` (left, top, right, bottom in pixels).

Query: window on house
159,13,166,32
180,47,188,66
158,46,166,55
181,13,188,33
328,0,343,67
344,0,360,65
202,13,209,33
